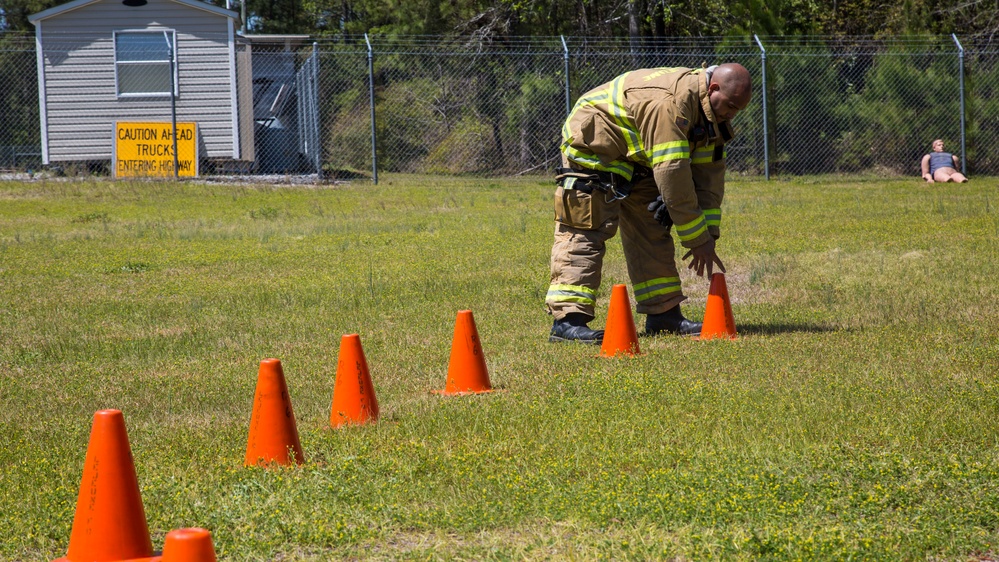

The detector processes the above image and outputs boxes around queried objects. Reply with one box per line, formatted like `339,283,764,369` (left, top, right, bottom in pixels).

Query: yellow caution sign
114,122,199,178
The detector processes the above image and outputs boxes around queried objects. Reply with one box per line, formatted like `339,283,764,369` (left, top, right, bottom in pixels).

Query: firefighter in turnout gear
546,63,752,344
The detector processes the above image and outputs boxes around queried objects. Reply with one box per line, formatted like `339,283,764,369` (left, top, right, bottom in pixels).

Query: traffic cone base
52,556,163,562
698,273,738,340
244,358,305,467
160,527,218,562
56,409,155,562
330,334,379,427
600,284,641,357
436,310,494,395
56,527,219,562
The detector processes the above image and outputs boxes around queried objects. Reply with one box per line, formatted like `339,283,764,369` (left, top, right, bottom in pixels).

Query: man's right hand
647,195,673,228
682,238,726,277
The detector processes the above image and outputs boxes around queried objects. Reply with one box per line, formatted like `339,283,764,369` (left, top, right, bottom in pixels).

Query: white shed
29,0,254,166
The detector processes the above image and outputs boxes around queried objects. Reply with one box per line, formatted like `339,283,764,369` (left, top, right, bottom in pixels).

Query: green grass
0,174,997,561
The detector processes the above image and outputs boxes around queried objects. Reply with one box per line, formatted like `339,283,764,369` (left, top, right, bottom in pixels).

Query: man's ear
708,82,720,93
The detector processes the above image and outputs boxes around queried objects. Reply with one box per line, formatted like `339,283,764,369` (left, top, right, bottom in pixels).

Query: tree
1,0,61,31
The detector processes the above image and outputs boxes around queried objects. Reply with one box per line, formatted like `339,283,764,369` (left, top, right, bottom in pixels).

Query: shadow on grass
735,322,842,335
637,322,842,338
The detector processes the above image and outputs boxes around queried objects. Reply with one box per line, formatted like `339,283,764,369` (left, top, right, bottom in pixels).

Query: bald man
546,64,752,343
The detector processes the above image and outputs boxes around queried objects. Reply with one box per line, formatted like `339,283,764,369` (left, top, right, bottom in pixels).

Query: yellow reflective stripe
547,284,597,305
703,208,721,227
562,146,634,179
691,144,714,164
676,214,708,242
562,90,610,142
632,277,682,301
608,73,646,164
562,72,653,176
649,140,689,165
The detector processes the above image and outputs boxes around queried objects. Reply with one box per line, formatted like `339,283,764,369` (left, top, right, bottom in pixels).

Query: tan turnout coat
561,66,731,248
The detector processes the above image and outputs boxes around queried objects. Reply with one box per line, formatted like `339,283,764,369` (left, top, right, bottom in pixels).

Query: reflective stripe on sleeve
633,277,682,302
703,208,721,228
691,144,714,164
648,140,689,165
546,284,597,305
676,214,708,242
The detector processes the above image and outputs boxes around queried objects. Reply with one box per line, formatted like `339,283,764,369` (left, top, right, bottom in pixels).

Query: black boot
549,313,604,344
645,305,702,336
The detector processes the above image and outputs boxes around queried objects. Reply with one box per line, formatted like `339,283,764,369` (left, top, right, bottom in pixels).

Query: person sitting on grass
921,139,967,183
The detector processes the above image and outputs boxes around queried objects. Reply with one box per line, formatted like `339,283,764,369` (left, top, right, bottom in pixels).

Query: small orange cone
160,528,217,562
600,284,641,357
244,358,305,467
434,310,494,395
54,409,157,562
330,334,379,427
697,273,738,340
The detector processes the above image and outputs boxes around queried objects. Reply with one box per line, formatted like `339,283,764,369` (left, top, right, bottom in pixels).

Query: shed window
114,30,177,97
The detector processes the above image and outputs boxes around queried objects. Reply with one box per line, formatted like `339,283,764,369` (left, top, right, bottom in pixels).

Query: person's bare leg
934,169,955,183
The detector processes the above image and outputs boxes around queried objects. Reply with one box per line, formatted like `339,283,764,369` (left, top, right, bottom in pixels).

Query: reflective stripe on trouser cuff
703,208,721,228
633,277,682,302
546,284,597,306
676,214,708,242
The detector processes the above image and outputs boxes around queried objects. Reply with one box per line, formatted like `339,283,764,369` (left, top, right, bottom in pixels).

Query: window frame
113,29,178,98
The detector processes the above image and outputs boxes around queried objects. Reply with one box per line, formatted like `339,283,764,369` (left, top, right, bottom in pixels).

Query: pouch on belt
552,166,650,230
553,173,606,230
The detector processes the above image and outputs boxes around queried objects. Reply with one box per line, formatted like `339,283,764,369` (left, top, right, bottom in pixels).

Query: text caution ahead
114,122,199,178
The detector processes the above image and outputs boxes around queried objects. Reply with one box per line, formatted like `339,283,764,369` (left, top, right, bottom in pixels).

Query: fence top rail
312,33,994,56
0,32,36,49
6,29,999,54
964,37,999,52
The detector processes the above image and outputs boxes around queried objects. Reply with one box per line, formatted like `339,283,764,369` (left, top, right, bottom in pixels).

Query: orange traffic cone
330,334,379,427
160,528,217,562
600,284,641,357
54,409,158,562
244,358,305,467
434,310,494,395
697,273,738,340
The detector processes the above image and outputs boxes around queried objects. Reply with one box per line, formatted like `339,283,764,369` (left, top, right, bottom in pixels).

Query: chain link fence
2,31,997,180
0,33,42,172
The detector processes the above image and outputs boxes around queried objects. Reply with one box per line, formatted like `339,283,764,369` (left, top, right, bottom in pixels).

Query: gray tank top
929,152,954,174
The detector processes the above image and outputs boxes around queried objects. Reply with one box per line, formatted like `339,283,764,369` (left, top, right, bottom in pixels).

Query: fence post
312,42,321,175
166,31,179,180
754,34,770,180
952,33,966,175
561,35,571,118
365,33,378,185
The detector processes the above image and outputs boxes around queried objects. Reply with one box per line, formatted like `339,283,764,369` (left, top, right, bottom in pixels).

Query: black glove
647,195,673,228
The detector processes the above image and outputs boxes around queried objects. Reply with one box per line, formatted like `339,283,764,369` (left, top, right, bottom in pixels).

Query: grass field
1,174,997,561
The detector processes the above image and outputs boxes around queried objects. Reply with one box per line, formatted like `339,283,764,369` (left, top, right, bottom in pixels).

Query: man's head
932,139,944,152
708,63,752,122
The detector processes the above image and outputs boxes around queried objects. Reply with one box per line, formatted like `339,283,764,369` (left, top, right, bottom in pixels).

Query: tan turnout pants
546,173,686,321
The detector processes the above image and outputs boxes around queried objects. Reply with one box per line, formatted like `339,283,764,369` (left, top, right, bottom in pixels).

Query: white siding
39,0,237,162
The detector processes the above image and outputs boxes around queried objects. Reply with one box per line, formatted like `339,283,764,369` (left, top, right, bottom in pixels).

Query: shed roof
29,0,240,24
